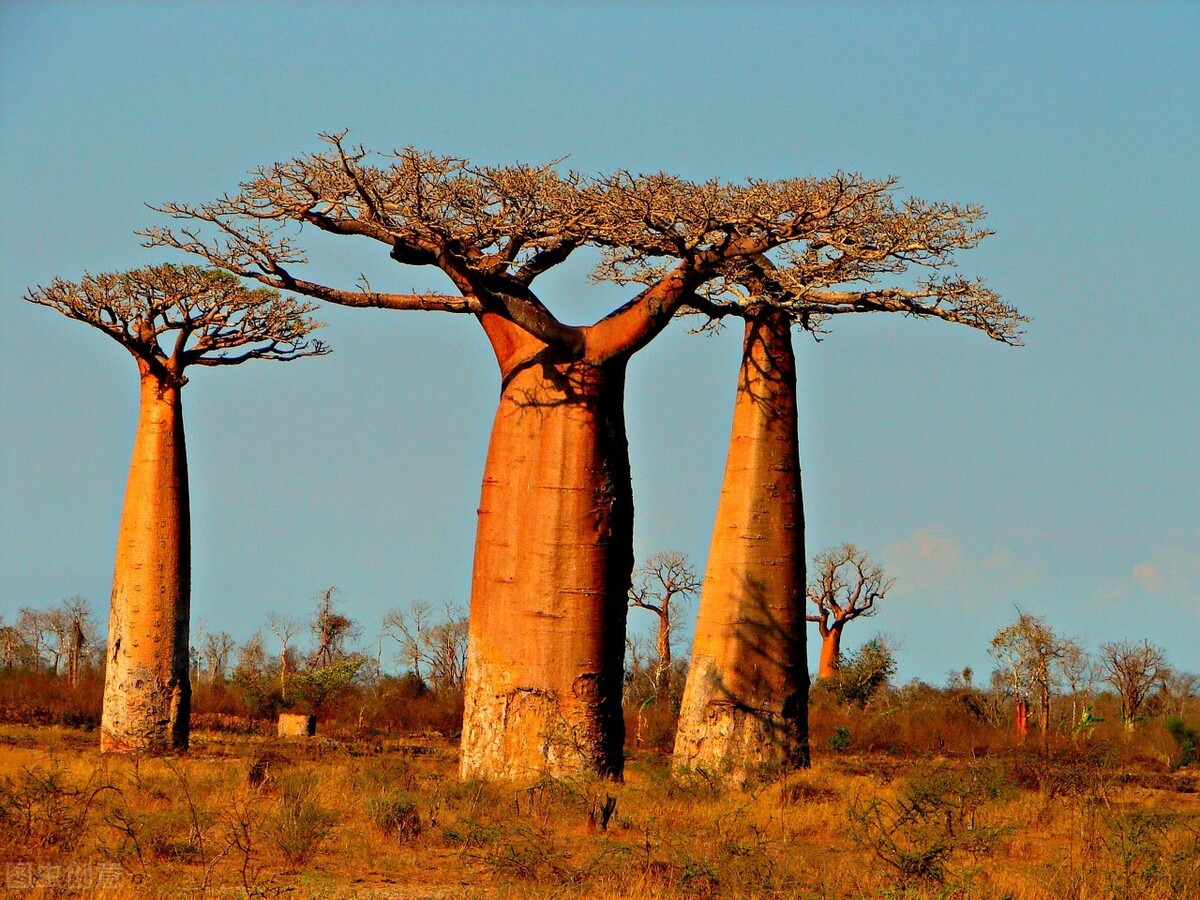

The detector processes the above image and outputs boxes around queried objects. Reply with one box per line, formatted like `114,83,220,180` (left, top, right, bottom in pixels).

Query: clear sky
1,1,1196,684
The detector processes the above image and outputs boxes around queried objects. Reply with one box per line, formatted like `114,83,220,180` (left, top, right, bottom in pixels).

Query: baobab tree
628,552,702,701
806,544,896,679
606,190,1021,776
309,587,357,668
146,134,918,778
25,265,327,752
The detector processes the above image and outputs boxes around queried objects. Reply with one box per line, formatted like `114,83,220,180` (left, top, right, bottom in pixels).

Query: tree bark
1039,681,1050,749
460,314,631,780
654,614,671,700
1014,697,1029,740
674,310,809,779
101,365,191,753
817,627,844,679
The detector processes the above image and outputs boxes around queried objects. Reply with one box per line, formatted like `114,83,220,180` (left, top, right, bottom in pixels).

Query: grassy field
0,720,1197,899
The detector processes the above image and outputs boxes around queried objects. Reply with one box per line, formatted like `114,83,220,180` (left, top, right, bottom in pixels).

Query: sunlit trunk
1015,697,1029,741
675,310,809,779
460,314,630,780
101,366,191,753
817,628,843,679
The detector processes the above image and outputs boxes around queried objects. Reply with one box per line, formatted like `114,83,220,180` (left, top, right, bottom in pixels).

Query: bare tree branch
25,265,329,378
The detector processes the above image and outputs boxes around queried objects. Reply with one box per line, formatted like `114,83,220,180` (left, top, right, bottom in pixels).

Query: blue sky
2,1,1196,683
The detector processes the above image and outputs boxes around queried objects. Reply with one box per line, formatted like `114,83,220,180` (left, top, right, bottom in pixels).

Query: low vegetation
0,667,1197,898
3,591,1196,896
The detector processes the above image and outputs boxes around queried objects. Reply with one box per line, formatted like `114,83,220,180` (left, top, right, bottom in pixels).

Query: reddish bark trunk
817,627,844,679
460,314,630,779
101,366,191,753
1015,697,1029,741
675,310,809,778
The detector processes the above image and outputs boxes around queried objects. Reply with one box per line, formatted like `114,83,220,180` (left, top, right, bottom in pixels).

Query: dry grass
0,723,1196,899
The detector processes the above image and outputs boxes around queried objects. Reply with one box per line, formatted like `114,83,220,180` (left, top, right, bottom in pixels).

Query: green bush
1164,717,1197,771
829,727,853,753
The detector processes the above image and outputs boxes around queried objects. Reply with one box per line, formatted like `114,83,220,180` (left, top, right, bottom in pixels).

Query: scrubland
0,671,1197,899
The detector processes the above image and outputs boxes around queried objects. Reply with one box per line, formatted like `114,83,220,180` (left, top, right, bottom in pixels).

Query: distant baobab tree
806,544,896,679
25,265,327,752
628,551,702,701
616,189,1022,777
145,134,934,779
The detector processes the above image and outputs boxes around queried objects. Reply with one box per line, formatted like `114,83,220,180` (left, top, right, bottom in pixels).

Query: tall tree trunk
460,314,631,780
1014,697,1029,741
101,366,191,753
1039,681,1051,749
817,627,844,679
675,310,809,779
654,614,671,700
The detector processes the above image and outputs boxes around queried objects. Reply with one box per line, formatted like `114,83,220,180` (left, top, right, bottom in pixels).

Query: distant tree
55,596,96,687
382,600,468,692
16,609,53,672
10,600,97,682
267,613,304,700
1057,641,1096,726
0,617,36,670
806,545,896,678
231,632,281,718
310,588,358,668
189,644,203,684
988,611,1079,746
42,610,72,676
1163,671,1198,719
1098,640,1169,730
946,666,1007,727
289,655,367,718
628,552,702,701
202,631,235,684
235,632,269,678
26,264,326,752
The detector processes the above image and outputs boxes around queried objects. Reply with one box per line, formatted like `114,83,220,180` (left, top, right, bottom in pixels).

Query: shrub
848,761,1011,885
829,727,852,753
270,773,337,866
1164,717,1197,771
814,638,898,709
0,670,102,728
367,791,422,842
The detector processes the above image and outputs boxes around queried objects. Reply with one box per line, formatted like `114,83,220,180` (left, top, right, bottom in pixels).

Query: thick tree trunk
460,314,631,780
674,310,809,779
817,627,844,679
101,366,191,753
